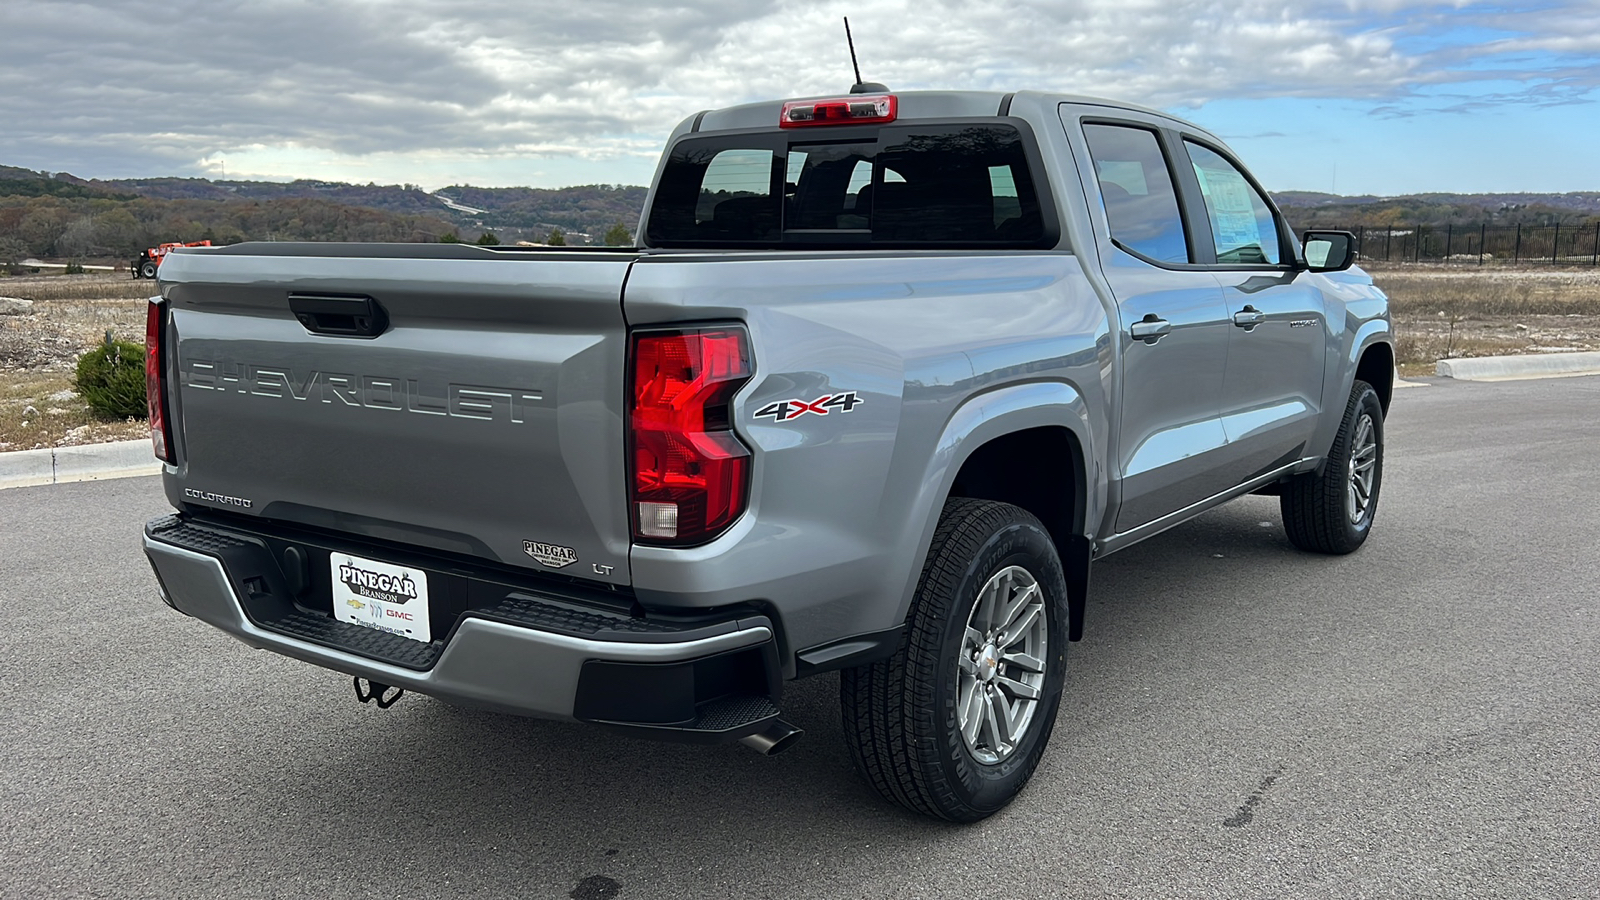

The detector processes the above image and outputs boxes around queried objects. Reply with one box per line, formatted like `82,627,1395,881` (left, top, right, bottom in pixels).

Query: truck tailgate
159,246,637,586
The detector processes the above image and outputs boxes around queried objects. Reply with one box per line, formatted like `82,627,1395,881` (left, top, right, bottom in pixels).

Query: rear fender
897,381,1099,639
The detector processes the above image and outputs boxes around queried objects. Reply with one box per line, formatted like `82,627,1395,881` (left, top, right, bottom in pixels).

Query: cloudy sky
2,1,1597,195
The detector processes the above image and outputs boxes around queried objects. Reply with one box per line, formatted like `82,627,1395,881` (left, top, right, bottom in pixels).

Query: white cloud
0,0,1594,185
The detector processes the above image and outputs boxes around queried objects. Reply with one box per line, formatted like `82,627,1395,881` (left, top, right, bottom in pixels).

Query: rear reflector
629,328,753,545
145,299,173,463
780,94,897,128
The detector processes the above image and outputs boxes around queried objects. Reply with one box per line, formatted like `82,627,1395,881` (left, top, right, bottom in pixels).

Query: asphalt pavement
3,376,1598,899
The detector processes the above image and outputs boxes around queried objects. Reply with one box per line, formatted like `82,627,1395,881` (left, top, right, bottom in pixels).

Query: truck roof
691,89,1221,144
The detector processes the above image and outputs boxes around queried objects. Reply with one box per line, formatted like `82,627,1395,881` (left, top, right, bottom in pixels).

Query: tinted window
1081,124,1189,264
646,124,1048,247
784,143,873,229
1185,142,1281,265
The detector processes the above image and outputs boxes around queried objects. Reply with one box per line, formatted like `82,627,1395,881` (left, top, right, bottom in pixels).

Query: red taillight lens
145,299,172,463
630,328,753,545
779,94,897,128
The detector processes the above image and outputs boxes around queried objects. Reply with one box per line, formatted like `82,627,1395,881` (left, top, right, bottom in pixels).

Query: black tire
139,261,158,279
1281,379,1384,554
840,498,1069,822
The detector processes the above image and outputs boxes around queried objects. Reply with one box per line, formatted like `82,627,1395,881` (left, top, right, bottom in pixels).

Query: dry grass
1,272,151,449
1369,265,1600,370
0,272,155,303
0,370,147,452
1372,265,1600,317
0,274,150,372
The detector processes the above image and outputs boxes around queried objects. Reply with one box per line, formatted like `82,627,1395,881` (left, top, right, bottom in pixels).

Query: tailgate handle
288,293,389,338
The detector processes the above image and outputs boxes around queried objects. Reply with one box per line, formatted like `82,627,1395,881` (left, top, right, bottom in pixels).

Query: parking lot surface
3,376,1598,899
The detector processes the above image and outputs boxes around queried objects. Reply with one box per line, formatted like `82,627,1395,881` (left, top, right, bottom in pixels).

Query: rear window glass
646,124,1051,248
694,149,776,236
1082,123,1190,264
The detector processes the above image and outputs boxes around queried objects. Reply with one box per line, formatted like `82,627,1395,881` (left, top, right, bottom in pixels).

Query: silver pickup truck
142,88,1392,821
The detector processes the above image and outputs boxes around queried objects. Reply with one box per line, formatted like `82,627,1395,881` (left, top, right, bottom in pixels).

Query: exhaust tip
739,719,804,755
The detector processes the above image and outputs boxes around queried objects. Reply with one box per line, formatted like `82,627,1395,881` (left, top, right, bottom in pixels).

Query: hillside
96,175,645,243
1275,191,1600,229
0,168,456,261
5,162,1597,262
427,184,647,239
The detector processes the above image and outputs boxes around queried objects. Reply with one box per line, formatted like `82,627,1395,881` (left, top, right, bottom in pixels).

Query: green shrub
64,261,86,274
603,222,632,246
74,335,149,420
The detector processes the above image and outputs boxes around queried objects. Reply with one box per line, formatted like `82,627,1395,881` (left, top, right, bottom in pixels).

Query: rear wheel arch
944,422,1093,642
948,425,1085,553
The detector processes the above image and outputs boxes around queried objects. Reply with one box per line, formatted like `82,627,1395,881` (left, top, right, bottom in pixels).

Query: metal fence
1328,222,1600,266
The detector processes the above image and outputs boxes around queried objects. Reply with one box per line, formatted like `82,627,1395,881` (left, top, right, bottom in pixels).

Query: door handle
1233,305,1266,329
289,293,389,338
1130,314,1171,344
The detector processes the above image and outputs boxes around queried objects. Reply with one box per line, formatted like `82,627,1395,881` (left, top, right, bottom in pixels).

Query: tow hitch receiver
353,677,404,709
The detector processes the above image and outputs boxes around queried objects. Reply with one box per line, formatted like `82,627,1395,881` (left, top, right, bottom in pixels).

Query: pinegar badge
523,540,578,569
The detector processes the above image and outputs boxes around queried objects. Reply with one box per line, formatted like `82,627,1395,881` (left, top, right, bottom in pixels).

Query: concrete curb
0,439,160,491
1437,351,1600,382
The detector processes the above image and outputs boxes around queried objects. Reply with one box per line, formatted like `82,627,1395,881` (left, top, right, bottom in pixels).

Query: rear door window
646,124,1051,248
1081,123,1190,265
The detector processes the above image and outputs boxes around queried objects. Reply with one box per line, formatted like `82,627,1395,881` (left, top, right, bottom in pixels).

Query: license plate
330,552,432,643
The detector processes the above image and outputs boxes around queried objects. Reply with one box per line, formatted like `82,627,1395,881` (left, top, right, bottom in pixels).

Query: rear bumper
144,515,781,739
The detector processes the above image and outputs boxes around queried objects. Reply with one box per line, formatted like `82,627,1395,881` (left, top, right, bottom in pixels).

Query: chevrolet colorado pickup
142,88,1393,821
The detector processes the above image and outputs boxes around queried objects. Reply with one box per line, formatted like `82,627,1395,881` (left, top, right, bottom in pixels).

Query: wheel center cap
977,644,1001,682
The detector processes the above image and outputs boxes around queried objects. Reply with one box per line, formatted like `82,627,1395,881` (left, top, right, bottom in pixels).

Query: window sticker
1195,164,1260,252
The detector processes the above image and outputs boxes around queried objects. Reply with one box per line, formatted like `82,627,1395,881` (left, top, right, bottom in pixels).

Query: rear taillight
629,327,753,545
145,298,173,463
780,94,897,128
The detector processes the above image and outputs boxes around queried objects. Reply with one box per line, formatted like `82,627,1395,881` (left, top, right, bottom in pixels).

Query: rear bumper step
144,515,783,739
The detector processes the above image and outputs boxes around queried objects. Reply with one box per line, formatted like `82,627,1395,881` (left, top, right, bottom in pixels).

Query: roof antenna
844,17,889,94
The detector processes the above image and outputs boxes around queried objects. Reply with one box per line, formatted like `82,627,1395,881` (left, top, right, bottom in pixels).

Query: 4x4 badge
523,540,577,568
754,391,863,422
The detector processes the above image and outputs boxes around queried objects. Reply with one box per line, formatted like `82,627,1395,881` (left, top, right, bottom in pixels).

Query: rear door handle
1233,305,1266,329
1130,315,1171,344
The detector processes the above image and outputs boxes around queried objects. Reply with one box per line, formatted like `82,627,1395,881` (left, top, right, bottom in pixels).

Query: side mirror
1301,230,1356,272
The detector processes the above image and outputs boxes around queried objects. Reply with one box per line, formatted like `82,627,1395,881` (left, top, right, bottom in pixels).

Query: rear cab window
646,122,1056,249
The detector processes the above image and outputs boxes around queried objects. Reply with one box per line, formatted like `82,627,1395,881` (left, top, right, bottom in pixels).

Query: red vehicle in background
132,241,211,279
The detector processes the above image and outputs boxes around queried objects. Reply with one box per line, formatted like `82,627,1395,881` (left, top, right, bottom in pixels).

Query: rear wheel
839,499,1068,821
1280,379,1384,554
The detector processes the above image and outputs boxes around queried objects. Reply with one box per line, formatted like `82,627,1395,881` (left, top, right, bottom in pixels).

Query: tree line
0,192,455,263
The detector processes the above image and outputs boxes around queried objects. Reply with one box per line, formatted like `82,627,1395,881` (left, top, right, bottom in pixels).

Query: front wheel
1280,379,1384,554
139,261,158,279
840,499,1068,822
